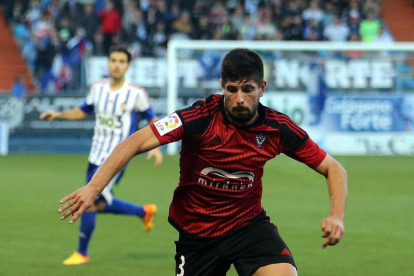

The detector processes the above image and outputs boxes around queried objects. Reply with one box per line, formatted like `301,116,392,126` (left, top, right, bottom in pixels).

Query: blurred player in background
40,45,163,265
58,48,347,276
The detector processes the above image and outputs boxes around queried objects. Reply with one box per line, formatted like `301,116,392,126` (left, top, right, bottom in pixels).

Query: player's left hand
146,147,163,167
58,186,100,224
320,217,344,249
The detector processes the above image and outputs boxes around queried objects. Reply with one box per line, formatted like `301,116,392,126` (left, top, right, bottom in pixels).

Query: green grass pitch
0,154,413,275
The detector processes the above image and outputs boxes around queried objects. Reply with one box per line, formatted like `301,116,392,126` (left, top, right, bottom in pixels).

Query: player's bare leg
252,263,298,276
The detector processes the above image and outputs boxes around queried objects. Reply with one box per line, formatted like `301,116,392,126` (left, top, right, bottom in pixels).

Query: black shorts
173,213,296,276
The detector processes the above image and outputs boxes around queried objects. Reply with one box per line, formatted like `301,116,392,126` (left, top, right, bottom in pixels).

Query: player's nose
235,90,244,104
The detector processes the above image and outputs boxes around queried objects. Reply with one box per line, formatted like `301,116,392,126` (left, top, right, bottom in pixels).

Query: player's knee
95,201,107,211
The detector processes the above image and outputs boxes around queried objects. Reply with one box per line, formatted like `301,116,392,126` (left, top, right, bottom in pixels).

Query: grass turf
0,154,413,275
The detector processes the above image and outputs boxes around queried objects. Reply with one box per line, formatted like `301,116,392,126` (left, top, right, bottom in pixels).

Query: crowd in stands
1,0,390,92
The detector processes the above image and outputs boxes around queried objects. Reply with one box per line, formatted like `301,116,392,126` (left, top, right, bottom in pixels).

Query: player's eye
243,87,254,93
226,87,237,93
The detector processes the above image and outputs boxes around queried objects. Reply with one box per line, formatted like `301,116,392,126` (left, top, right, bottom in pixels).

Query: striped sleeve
266,109,326,168
134,87,151,112
149,94,221,144
150,112,184,145
284,138,327,168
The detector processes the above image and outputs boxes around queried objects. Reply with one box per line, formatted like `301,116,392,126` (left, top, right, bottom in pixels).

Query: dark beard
224,98,258,125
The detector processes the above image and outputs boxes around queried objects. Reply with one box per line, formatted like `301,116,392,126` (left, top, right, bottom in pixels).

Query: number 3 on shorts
176,255,185,276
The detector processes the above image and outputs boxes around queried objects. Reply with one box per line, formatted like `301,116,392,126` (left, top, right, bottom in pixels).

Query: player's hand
320,217,344,249
40,111,59,121
58,186,100,224
146,147,163,167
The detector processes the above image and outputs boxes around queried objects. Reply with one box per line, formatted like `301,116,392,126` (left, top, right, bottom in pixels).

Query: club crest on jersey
121,102,126,110
154,113,182,136
256,134,267,150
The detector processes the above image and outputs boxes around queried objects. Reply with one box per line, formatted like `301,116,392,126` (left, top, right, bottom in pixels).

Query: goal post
166,40,414,155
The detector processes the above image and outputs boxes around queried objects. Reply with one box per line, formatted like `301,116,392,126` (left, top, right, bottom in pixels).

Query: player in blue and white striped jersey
40,45,162,265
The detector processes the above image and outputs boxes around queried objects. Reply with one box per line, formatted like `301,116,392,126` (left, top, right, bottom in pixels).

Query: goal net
166,40,414,156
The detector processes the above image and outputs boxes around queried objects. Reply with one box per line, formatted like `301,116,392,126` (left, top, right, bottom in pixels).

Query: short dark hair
221,48,264,86
108,45,132,63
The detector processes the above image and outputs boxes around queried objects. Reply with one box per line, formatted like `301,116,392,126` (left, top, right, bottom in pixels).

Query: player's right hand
58,186,100,224
320,217,344,249
39,111,59,121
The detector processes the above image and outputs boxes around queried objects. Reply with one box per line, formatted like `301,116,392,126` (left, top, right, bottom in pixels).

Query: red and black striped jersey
150,94,326,237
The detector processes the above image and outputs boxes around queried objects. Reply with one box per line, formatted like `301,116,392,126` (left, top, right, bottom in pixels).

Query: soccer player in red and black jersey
58,48,348,276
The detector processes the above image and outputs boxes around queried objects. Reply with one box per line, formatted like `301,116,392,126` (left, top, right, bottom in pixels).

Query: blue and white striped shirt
80,79,156,166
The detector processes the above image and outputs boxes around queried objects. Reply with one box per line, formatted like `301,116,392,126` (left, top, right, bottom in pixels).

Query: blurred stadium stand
0,0,410,94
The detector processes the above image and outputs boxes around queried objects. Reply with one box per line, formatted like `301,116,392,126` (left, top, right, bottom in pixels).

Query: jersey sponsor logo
154,113,182,136
97,114,123,129
256,134,267,150
198,167,254,190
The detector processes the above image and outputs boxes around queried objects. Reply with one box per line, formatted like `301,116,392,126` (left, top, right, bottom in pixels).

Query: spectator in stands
122,0,138,29
76,4,99,42
9,1,25,25
145,5,162,37
147,22,168,57
128,8,147,44
33,12,52,41
373,26,394,43
61,0,84,21
348,14,360,35
156,0,175,34
25,0,43,25
34,35,57,79
238,14,256,40
323,1,337,28
57,16,74,44
92,31,105,56
46,0,61,23
341,0,361,26
324,15,350,41
256,11,280,40
209,0,227,27
99,0,122,54
220,13,234,39
170,2,182,19
302,0,324,24
282,0,302,18
363,0,380,18
172,11,193,36
359,12,381,42
231,4,245,28
13,17,30,48
190,0,208,29
281,15,304,41
192,15,213,40
10,76,28,100
303,19,322,41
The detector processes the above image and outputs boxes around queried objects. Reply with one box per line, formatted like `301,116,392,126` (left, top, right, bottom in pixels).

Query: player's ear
259,80,266,97
220,79,225,91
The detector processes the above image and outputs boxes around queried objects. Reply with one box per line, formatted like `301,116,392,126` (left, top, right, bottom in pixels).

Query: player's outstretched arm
146,117,163,167
58,126,161,224
314,153,348,249
39,108,88,121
